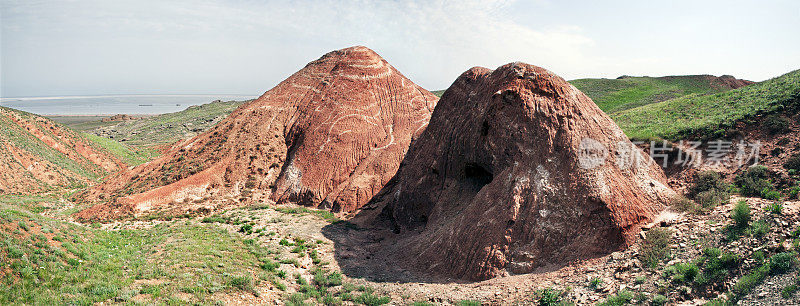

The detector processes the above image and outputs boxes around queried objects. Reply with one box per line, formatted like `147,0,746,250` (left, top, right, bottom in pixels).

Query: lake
0,94,258,115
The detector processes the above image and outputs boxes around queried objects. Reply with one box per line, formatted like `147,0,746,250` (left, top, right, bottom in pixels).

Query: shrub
765,115,791,135
769,252,797,274
598,290,635,306
354,292,391,306
313,270,342,287
651,294,668,306
786,154,800,172
789,186,800,200
665,262,699,283
260,259,279,272
762,188,781,200
782,277,800,298
535,288,565,306
228,275,253,291
688,171,730,208
765,202,784,214
589,277,603,291
731,200,751,229
734,166,775,198
640,228,672,268
699,248,740,284
671,197,700,213
732,264,769,297
748,220,770,238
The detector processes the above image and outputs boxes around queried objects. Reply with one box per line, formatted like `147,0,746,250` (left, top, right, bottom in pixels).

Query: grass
47,115,119,131
612,69,800,140
597,289,635,306
570,75,745,114
0,107,107,183
640,228,673,269
663,247,740,289
687,171,730,210
731,200,752,229
0,199,278,304
83,132,156,166
734,166,777,199
90,99,247,148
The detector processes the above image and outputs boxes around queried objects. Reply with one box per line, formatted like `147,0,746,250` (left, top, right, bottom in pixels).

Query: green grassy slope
0,110,103,182
48,115,117,131
570,75,749,113
432,75,747,113
82,133,156,166
613,69,800,140
0,196,272,304
90,99,247,148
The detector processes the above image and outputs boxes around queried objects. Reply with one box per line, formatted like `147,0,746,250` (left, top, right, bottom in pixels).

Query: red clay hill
366,63,677,280
0,107,124,194
77,46,438,220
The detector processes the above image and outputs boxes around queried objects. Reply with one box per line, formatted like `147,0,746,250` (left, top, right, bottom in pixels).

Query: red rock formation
367,63,676,280
715,75,754,89
77,46,438,220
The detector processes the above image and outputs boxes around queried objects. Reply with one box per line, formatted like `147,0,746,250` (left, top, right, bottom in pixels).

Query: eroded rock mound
77,46,438,220
368,63,676,280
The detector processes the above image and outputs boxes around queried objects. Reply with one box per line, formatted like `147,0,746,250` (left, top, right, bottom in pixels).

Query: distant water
0,94,258,115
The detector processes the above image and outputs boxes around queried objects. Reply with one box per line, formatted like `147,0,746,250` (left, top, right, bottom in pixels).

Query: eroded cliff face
369,63,677,280
77,46,438,220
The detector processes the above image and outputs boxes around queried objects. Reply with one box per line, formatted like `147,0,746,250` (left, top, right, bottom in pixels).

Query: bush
598,290,635,306
688,171,730,208
651,294,668,306
732,200,751,229
640,228,673,269
665,262,699,283
535,288,565,306
354,292,391,306
671,197,700,213
228,275,253,291
765,202,784,214
732,264,769,297
589,277,603,291
748,220,770,238
789,186,800,200
765,115,791,135
782,278,800,298
762,189,781,200
734,166,775,198
313,269,342,287
786,154,800,172
769,252,797,274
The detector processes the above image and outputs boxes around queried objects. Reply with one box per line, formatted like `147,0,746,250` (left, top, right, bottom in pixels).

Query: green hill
90,99,248,149
432,74,750,113
570,75,752,113
612,69,800,140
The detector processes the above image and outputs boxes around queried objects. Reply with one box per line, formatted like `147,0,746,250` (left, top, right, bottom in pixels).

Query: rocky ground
74,193,798,305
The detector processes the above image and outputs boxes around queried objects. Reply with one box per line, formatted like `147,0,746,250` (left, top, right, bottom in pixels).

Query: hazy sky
2,0,799,97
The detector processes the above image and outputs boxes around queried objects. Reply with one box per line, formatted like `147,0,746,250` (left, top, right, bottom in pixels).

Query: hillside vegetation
570,75,752,113
613,69,800,140
90,99,247,149
433,75,750,113
0,107,124,194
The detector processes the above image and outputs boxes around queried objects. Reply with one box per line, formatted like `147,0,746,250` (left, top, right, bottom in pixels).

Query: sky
1,0,799,98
